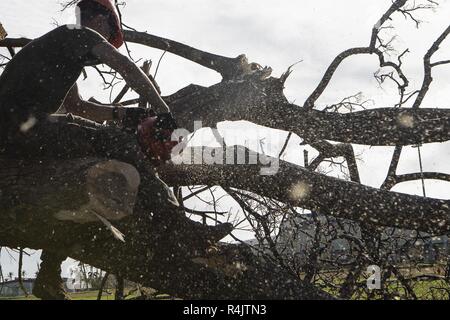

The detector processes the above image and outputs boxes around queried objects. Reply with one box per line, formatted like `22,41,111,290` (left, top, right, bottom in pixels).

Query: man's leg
32,251,68,300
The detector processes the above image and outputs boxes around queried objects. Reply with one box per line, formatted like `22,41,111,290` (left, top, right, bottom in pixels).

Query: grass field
315,266,450,300
2,265,448,300
0,290,141,300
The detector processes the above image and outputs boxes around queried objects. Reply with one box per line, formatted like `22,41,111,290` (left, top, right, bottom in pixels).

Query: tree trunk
161,146,450,235
0,156,332,299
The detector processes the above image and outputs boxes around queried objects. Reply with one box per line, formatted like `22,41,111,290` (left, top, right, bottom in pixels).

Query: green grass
0,289,139,301
308,264,450,300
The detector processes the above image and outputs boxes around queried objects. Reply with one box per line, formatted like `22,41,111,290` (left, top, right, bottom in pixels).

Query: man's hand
154,112,178,139
119,107,154,129
137,112,179,165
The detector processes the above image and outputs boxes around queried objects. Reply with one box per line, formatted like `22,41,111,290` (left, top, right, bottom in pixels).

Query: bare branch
303,0,411,110
412,24,450,109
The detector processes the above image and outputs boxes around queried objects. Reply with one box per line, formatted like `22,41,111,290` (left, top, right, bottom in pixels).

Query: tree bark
123,31,257,81
0,157,332,299
166,77,450,147
161,146,450,235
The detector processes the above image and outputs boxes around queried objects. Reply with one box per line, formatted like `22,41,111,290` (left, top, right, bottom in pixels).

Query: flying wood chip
0,23,7,40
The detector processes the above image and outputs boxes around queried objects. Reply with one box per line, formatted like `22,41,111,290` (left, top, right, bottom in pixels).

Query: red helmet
78,0,124,48
137,115,179,165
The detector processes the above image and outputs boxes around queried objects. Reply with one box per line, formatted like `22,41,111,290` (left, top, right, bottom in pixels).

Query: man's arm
63,83,125,122
90,42,170,114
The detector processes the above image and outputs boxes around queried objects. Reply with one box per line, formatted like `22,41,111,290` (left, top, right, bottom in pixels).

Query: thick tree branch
168,78,450,146
123,30,264,81
161,146,450,235
0,33,268,82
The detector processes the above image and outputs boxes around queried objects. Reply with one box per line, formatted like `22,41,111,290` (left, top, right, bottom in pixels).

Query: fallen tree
0,156,334,299
1,0,449,299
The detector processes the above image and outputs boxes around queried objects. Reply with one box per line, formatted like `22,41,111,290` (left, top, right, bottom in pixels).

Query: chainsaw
119,108,179,166
98,109,179,242
137,112,179,165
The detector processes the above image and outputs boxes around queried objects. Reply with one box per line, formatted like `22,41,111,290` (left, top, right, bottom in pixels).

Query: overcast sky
1,0,449,278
